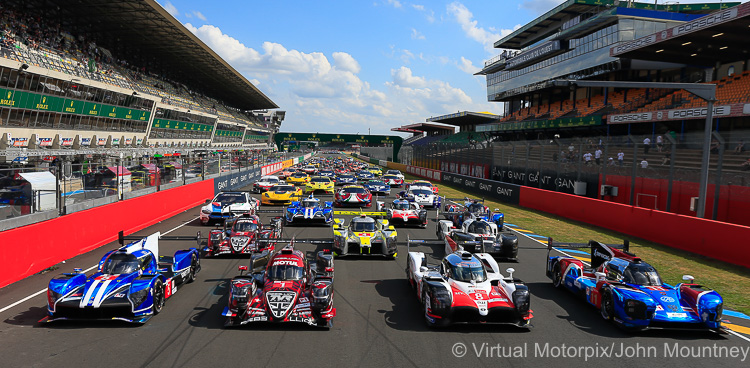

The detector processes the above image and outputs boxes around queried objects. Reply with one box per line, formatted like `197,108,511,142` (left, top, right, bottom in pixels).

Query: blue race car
363,180,390,196
318,169,335,178
546,239,724,332
335,174,357,186
44,231,201,324
284,195,333,226
355,170,375,181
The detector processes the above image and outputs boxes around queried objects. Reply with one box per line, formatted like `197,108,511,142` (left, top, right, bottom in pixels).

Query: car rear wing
257,238,334,245
546,237,631,269
333,210,387,217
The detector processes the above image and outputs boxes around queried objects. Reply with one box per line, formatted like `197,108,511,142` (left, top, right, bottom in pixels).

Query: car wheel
600,288,614,321
152,280,165,315
552,263,562,288
187,255,198,283
423,291,437,328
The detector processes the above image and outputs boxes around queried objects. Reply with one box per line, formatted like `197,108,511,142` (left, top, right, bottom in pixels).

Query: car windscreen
302,200,318,208
623,263,662,286
368,181,385,186
311,177,331,183
291,173,307,178
214,193,245,204
344,187,367,194
101,253,142,274
410,189,432,196
383,175,399,180
352,221,376,232
338,175,354,180
468,221,492,235
261,178,279,184
450,264,487,282
266,264,304,281
393,202,410,210
273,185,295,192
387,170,400,175
468,203,485,214
234,221,258,232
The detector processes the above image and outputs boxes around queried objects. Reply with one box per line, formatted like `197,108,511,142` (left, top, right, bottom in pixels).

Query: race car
278,168,295,180
284,195,333,226
385,169,404,180
406,240,532,328
261,184,303,206
332,213,398,258
286,172,311,185
334,185,372,207
44,231,201,324
304,176,335,194
443,198,505,231
204,214,283,257
399,186,441,208
408,180,438,194
200,192,260,225
355,170,375,181
382,174,404,188
301,165,317,175
335,174,357,185
363,180,390,196
317,169,335,178
378,199,427,228
366,166,383,176
438,220,519,261
223,243,336,328
546,239,724,332
253,175,281,193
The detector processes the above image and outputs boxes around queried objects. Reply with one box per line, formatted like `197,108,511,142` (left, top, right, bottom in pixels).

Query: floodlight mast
551,80,717,218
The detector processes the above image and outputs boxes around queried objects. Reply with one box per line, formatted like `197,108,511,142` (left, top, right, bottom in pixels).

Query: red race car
334,185,372,207
203,214,282,257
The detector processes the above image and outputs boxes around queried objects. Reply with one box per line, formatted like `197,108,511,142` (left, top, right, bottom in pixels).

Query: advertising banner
441,172,520,205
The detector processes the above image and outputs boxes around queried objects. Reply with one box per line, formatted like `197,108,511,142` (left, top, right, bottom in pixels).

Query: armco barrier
405,165,442,182
0,179,215,288
441,172,520,205
519,186,750,268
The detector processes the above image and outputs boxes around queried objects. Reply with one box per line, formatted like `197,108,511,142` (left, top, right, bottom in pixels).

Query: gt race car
381,174,404,188
332,212,397,258
223,242,336,328
253,175,281,193
335,174,357,186
334,185,372,207
203,214,283,257
261,184,303,206
405,239,532,328
305,176,335,194
546,239,724,332
44,231,201,324
200,192,260,225
363,180,390,195
286,172,311,185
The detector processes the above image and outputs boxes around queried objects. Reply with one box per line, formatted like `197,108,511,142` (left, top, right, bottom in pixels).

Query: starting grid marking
506,223,750,338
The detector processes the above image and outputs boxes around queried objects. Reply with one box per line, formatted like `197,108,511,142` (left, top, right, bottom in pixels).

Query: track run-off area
0,155,749,368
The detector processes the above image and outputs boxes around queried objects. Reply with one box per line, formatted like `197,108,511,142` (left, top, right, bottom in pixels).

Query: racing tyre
552,263,562,288
187,255,198,283
422,291,437,328
600,288,614,322
152,280,165,315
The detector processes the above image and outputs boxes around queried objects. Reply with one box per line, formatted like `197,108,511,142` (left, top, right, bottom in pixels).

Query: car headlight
512,288,530,316
47,288,64,307
624,299,648,319
201,208,212,214
129,288,150,307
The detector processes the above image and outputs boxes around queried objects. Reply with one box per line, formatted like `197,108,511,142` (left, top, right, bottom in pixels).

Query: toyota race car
284,195,333,226
546,239,724,332
223,242,336,328
261,184,303,206
332,213,397,258
200,192,260,225
406,239,532,328
334,185,372,207
253,176,281,193
203,214,283,257
44,232,201,324
379,199,427,228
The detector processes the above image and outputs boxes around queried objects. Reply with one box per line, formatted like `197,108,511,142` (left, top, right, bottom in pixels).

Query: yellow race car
261,184,303,205
367,166,383,176
332,213,397,258
305,176,335,194
286,172,310,185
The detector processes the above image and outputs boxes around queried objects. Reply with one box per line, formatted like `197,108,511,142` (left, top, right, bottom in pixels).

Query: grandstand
0,0,283,162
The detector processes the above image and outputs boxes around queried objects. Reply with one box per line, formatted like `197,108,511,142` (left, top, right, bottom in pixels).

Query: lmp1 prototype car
406,240,532,328
546,239,724,332
44,231,201,324
399,186,441,209
203,214,283,257
200,192,261,225
334,185,372,207
378,199,428,228
223,243,336,328
332,213,398,258
261,184,303,206
438,222,519,261
305,176,335,194
443,198,505,231
284,195,333,226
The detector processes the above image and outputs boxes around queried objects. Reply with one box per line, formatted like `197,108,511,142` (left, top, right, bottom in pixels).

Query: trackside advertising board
441,172,520,205
214,168,262,194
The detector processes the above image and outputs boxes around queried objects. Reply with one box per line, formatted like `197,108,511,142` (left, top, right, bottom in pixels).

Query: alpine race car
335,174,357,186
223,242,336,328
203,214,283,257
363,180,390,196
546,239,724,332
44,231,201,324
286,172,311,185
382,174,404,188
334,185,372,207
332,213,397,258
406,240,532,328
253,175,281,193
378,199,427,228
200,192,260,225
304,176,335,194
284,195,333,226
399,186,441,208
261,184,303,206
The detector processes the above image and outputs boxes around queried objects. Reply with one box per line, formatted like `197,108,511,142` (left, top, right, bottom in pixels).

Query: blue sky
156,0,720,136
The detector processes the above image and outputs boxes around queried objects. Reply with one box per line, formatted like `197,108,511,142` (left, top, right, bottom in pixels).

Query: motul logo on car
273,260,298,266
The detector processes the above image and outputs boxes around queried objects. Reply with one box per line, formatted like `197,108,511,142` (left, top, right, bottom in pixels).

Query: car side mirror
595,272,606,282
419,266,427,273
205,199,211,204
333,225,341,230
682,275,695,283
505,267,515,279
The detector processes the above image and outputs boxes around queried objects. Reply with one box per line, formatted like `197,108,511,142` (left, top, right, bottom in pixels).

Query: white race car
437,216,518,260
200,192,260,225
253,175,281,193
378,199,428,228
405,243,531,328
399,186,441,208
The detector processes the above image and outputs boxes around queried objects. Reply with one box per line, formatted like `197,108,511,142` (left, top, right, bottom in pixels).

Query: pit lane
0,158,747,367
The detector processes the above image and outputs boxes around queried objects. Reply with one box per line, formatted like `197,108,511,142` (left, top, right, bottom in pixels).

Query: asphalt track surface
1,171,749,367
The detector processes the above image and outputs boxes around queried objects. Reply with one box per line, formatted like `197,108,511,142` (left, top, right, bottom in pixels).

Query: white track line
0,217,198,314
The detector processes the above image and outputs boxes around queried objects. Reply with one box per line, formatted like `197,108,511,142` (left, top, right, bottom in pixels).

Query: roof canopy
391,123,455,134
426,112,500,126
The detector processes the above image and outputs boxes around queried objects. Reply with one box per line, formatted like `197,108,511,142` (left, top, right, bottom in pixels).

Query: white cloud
411,28,425,40
193,11,207,21
391,66,427,88
162,1,178,17
386,0,403,8
457,57,480,74
411,4,435,22
400,49,415,64
447,2,517,53
332,52,361,74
